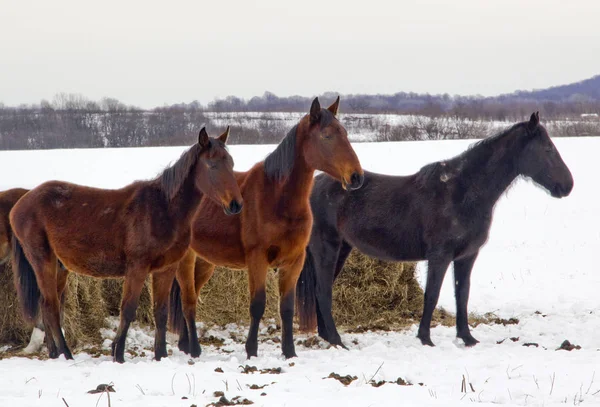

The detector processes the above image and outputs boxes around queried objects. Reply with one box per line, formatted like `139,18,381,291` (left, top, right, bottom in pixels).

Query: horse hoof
154,351,168,361
461,336,480,347
178,341,189,353
417,335,435,347
113,355,125,364
283,351,298,359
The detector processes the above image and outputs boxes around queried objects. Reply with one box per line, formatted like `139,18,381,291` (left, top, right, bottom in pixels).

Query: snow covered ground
0,136,598,406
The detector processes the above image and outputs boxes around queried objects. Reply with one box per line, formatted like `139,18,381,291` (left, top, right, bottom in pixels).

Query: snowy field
0,136,599,406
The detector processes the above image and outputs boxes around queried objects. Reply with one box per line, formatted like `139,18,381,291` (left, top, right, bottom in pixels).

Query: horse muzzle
342,172,364,191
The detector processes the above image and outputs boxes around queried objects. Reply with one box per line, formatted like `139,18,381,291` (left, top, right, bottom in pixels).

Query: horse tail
168,278,186,333
12,235,40,324
296,248,318,332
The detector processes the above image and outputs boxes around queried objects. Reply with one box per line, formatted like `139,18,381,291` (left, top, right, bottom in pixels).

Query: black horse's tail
12,235,40,324
296,248,318,332
168,278,186,333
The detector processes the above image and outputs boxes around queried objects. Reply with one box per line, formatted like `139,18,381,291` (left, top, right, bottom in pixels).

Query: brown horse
0,188,29,264
168,97,364,359
1,187,71,353
11,128,243,362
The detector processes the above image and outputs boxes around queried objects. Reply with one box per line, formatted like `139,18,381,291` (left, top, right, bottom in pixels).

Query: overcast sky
1,0,598,108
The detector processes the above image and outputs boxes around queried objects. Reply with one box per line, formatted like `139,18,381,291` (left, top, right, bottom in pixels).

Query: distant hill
493,75,600,103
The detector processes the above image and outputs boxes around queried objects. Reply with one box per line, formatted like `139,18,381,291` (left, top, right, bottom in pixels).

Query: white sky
0,0,598,108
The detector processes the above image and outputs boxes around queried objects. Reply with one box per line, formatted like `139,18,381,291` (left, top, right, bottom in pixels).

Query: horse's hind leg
417,253,452,347
245,251,269,358
313,236,346,347
278,253,305,359
152,269,175,360
112,269,147,363
333,241,352,280
176,255,214,355
56,264,69,326
36,254,72,359
454,253,479,346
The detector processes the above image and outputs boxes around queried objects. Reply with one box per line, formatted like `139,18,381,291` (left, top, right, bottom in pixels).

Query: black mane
415,122,528,186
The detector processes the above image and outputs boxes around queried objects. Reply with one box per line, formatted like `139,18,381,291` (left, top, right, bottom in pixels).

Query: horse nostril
228,200,243,214
349,172,364,190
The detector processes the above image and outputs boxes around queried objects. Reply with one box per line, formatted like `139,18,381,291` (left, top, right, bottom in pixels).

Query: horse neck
460,137,520,210
166,174,203,228
276,152,314,217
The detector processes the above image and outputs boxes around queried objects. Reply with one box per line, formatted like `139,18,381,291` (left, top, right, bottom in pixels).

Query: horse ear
218,126,230,144
327,96,340,116
198,127,209,148
310,97,321,124
527,111,540,132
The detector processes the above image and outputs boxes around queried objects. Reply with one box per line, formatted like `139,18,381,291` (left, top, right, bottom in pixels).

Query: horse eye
322,133,332,140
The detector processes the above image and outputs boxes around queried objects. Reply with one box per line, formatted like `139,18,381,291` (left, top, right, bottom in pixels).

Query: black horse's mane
415,122,529,186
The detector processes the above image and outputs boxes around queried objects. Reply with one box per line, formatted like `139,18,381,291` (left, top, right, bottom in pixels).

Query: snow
0,136,599,406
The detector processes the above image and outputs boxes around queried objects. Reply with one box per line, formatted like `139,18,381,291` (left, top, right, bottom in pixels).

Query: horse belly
342,223,425,263
60,254,126,278
192,232,246,269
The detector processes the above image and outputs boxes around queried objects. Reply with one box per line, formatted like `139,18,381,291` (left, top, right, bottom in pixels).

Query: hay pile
332,252,422,330
0,250,422,348
0,262,152,348
196,251,422,330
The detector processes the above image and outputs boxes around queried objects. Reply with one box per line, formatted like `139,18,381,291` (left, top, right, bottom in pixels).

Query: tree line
1,88,599,150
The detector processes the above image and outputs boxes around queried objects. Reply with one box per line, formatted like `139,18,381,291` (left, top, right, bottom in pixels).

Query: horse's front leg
417,253,452,346
151,268,176,361
245,251,269,359
454,252,479,346
112,268,147,363
278,253,306,359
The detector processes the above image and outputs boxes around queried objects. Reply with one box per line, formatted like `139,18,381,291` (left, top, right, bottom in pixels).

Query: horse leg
245,251,269,359
175,252,205,358
417,254,452,347
333,241,352,280
112,270,147,363
278,253,305,359
152,270,175,360
56,264,69,327
177,255,215,354
313,236,345,347
37,255,72,360
454,253,479,346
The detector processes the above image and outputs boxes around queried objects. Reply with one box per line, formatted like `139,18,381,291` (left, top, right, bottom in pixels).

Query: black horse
296,112,574,348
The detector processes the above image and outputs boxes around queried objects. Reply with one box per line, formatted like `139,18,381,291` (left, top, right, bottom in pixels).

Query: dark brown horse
1,187,71,353
11,128,243,362
297,112,574,348
0,188,29,264
168,97,364,359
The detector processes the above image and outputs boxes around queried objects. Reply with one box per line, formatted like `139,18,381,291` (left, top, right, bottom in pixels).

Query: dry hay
332,251,422,330
0,262,152,349
0,250,423,348
194,250,423,331
195,267,281,326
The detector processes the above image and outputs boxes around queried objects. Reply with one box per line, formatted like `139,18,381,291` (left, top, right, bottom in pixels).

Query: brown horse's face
519,112,574,198
303,97,364,190
196,127,243,215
